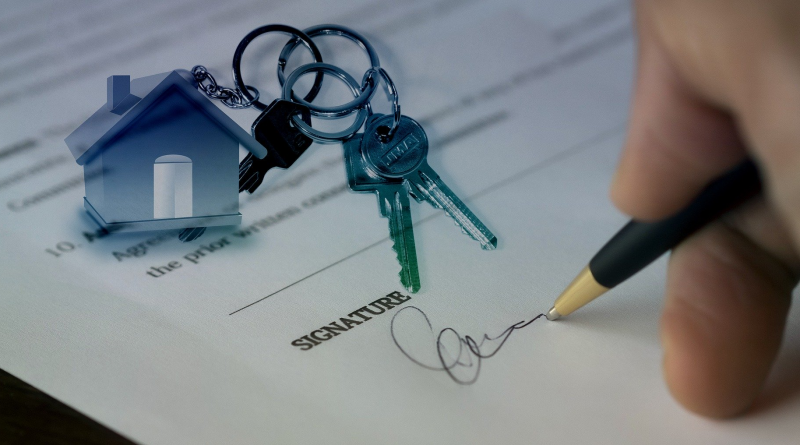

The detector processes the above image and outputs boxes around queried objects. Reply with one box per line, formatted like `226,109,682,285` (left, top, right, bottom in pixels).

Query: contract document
1,0,799,444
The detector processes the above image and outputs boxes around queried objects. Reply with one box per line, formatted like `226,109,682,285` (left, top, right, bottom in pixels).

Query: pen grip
589,159,762,289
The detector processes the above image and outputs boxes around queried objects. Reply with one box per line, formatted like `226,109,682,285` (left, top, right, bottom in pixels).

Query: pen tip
545,306,561,321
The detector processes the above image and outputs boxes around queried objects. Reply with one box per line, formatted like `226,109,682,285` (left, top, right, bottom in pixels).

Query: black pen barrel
588,159,762,289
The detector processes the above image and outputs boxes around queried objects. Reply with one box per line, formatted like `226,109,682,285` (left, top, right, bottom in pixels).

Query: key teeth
390,224,420,293
439,202,497,250
393,243,420,293
415,171,497,251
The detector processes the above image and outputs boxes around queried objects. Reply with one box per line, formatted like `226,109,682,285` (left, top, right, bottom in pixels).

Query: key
343,133,420,292
377,184,420,292
239,99,313,194
362,114,497,250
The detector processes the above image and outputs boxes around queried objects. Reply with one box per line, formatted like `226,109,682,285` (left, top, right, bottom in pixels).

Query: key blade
239,155,253,176
239,171,260,194
411,164,497,250
178,227,206,242
238,154,274,194
379,186,421,293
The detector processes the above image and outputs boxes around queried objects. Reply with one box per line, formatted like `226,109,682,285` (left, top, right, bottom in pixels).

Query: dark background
0,369,134,445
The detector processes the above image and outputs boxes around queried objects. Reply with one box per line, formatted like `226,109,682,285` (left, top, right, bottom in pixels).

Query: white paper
2,0,800,444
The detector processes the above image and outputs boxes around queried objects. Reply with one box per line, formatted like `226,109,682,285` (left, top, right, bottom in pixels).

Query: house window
154,155,192,219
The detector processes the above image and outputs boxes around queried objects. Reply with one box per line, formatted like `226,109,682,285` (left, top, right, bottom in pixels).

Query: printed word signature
390,306,545,384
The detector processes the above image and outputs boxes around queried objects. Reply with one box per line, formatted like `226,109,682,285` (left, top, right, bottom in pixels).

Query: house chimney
107,75,131,112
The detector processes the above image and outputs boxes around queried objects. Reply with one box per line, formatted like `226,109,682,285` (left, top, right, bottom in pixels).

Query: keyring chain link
191,65,260,109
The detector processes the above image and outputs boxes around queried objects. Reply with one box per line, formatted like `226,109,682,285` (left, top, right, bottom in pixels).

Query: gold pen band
550,266,609,318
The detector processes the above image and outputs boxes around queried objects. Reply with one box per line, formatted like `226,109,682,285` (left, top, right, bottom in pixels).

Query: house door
154,155,192,219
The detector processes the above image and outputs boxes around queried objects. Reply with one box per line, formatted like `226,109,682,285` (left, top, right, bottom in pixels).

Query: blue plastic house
65,70,266,234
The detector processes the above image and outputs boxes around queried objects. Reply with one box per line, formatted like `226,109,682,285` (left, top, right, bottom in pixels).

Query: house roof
65,70,267,165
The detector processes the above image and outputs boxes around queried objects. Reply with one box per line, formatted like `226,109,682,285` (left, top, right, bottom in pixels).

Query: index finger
611,16,746,220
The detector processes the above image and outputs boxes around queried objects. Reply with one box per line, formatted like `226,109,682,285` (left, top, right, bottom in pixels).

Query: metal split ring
282,63,369,143
232,24,325,111
278,24,381,117
362,67,401,141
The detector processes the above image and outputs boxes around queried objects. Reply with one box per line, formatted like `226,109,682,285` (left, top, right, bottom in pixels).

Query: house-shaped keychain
65,70,266,241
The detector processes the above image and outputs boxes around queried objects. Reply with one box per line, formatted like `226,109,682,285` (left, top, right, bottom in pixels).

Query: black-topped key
239,99,313,193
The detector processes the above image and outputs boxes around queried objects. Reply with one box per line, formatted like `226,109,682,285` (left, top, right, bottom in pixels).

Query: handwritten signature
390,306,546,385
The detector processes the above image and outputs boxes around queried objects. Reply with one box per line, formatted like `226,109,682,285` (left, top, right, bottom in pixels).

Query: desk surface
0,369,135,445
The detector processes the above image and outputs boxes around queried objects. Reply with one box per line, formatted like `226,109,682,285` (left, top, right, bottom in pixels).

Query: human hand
612,0,800,418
